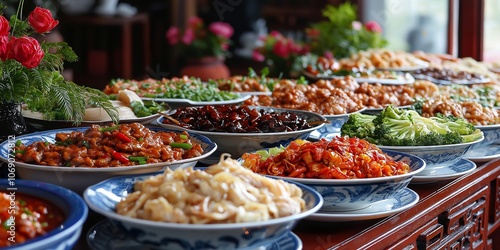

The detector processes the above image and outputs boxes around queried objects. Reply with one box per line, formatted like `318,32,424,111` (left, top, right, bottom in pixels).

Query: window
483,0,500,62
361,0,451,54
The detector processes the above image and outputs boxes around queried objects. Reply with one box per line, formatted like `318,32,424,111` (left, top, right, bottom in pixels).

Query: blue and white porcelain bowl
157,106,326,159
0,179,88,250
0,127,217,194
463,124,500,162
378,134,484,170
266,150,425,212
309,108,366,140
83,172,323,250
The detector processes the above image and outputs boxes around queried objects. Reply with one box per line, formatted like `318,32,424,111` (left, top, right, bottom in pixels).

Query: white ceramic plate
237,91,272,96
306,188,419,222
412,74,491,85
87,220,303,250
142,94,251,109
376,60,430,72
411,158,476,183
362,105,412,115
303,70,415,85
0,127,217,193
22,111,160,130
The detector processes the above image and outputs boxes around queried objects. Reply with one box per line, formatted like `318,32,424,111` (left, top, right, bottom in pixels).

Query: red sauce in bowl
0,192,65,247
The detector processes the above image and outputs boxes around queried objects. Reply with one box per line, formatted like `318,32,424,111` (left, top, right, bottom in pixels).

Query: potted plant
0,1,117,140
166,16,234,80
306,3,387,59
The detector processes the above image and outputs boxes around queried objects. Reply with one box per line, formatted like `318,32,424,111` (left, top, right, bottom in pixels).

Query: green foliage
341,105,483,146
0,2,118,124
307,3,388,59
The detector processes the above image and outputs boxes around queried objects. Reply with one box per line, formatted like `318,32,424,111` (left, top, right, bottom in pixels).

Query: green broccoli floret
367,105,482,146
430,114,476,135
340,113,377,140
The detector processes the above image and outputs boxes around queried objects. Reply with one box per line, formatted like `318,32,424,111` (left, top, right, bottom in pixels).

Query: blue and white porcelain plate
305,188,419,222
411,158,477,183
463,125,500,163
463,143,500,163
87,220,303,250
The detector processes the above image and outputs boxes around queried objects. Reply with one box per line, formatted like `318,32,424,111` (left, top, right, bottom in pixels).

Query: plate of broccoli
340,105,483,146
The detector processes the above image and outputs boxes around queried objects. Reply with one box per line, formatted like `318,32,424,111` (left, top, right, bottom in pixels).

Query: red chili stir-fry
14,123,204,167
0,192,64,247
241,137,410,179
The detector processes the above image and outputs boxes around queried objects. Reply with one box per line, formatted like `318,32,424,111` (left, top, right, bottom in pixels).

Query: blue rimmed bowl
0,179,88,250
378,134,484,170
463,124,500,162
243,149,425,212
309,108,366,140
83,172,323,250
0,127,217,193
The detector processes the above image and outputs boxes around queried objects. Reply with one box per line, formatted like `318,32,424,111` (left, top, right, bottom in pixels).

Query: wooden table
60,13,151,80
74,158,500,249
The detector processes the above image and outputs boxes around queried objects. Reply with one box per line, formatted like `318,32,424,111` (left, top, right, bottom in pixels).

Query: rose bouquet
306,3,387,59
166,16,234,59
252,31,309,78
0,2,117,127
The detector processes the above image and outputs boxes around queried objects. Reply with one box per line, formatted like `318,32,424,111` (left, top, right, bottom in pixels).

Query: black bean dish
162,105,313,133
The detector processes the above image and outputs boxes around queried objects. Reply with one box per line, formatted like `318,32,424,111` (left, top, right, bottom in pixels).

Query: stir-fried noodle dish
115,155,306,224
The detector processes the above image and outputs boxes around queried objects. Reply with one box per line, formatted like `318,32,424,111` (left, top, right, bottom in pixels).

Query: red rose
188,16,203,29
0,16,10,36
252,50,265,62
208,22,233,39
273,40,290,58
365,21,382,33
9,36,44,68
28,7,59,34
0,35,9,61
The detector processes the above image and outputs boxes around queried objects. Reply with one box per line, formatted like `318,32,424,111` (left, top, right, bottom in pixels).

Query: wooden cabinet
293,158,500,249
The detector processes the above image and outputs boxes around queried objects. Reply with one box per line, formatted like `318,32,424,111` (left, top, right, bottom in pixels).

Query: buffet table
72,157,500,249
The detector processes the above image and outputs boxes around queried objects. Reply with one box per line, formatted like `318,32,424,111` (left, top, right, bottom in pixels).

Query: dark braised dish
412,67,488,84
162,105,314,133
14,123,204,167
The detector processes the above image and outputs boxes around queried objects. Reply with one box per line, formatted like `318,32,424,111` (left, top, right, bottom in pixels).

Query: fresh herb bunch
306,3,388,59
0,1,117,124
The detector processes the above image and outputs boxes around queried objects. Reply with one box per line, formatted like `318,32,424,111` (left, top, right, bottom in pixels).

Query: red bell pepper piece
115,131,132,143
112,151,130,164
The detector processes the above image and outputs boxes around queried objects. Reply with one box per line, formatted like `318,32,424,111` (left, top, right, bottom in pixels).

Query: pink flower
0,16,10,36
287,41,302,54
252,50,265,62
273,40,290,58
208,22,233,39
352,21,362,31
166,26,179,45
182,28,195,45
188,16,203,29
323,51,334,59
269,30,281,38
365,21,382,33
